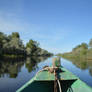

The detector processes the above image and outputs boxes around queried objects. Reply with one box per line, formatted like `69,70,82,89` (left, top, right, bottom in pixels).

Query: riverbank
57,41,92,61
58,50,92,61
0,32,53,57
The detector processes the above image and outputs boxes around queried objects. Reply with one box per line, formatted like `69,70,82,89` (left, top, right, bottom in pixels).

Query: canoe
16,66,92,92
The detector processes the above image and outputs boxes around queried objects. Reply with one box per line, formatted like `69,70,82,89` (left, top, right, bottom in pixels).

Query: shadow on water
0,56,50,78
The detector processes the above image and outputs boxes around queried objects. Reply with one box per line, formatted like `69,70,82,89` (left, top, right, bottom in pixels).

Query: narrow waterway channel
0,56,92,92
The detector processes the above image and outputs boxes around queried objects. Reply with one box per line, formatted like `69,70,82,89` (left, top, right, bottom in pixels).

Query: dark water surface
0,56,92,92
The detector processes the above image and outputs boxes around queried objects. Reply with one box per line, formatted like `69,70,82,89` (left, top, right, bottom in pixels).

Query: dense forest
0,32,53,57
58,39,92,60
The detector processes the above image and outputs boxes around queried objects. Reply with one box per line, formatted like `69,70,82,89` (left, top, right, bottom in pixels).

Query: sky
0,0,92,54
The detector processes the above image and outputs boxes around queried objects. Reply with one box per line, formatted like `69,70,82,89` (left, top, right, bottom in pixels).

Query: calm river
0,56,92,92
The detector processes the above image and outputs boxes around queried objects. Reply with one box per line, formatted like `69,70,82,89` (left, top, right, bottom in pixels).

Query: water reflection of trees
0,57,25,78
66,58,92,76
0,56,50,78
25,56,49,72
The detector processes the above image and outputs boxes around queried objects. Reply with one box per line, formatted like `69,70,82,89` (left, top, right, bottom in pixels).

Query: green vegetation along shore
0,32,53,57
58,39,92,60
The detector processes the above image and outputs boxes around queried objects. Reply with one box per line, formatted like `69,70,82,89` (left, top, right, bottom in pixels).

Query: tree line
58,38,92,59
0,32,53,57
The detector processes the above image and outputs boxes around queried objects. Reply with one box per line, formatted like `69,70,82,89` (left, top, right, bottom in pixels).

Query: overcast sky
0,0,92,54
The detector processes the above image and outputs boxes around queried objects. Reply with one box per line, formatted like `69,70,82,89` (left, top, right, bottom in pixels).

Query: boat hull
16,66,92,92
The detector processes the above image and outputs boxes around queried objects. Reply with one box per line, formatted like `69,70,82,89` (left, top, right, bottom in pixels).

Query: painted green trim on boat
16,77,35,92
16,66,92,92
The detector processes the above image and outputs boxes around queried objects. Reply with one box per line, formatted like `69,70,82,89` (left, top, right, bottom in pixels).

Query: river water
0,56,92,92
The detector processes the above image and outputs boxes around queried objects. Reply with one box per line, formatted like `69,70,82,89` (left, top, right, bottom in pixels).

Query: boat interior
21,79,77,92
